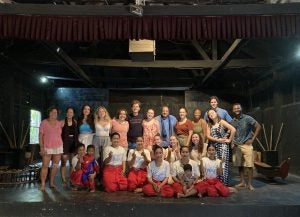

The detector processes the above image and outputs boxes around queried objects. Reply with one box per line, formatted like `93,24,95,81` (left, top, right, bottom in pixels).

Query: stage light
40,76,48,83
130,0,145,16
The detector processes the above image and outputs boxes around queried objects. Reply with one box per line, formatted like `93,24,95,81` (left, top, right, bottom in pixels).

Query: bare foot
248,185,254,191
49,184,57,190
197,193,202,198
177,193,185,198
40,185,45,192
90,189,95,193
134,188,143,193
235,183,246,188
229,187,238,193
62,180,67,187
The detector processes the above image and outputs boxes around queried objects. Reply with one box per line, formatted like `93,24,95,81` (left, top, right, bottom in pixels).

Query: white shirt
171,159,200,178
127,149,151,169
202,157,221,179
71,154,79,171
95,122,111,137
147,160,170,182
103,145,126,166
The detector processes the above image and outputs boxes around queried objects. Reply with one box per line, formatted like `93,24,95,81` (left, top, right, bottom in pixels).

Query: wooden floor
0,167,300,217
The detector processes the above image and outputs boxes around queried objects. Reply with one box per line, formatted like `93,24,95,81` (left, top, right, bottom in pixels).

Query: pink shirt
111,119,129,148
40,119,63,149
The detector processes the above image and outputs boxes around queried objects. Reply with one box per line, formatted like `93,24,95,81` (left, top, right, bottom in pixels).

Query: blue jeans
128,141,136,150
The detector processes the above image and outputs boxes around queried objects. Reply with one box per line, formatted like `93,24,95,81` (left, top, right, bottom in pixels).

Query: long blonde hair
94,106,111,124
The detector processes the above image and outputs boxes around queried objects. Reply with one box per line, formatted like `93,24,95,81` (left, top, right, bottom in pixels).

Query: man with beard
231,103,261,191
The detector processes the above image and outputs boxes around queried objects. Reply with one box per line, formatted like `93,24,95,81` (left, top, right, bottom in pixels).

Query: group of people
39,96,261,197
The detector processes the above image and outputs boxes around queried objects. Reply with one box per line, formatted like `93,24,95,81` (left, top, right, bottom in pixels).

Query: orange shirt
175,119,193,136
111,119,129,148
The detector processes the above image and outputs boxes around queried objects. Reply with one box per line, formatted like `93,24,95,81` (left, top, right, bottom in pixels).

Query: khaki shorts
232,144,254,167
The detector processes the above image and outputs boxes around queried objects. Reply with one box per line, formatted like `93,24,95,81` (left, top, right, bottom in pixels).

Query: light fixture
130,0,145,16
40,76,48,83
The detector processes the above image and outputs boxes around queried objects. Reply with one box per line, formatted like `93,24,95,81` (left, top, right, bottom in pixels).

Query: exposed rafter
42,42,96,87
191,40,210,60
201,39,245,85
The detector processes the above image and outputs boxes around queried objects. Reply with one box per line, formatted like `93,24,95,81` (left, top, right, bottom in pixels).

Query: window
30,109,41,144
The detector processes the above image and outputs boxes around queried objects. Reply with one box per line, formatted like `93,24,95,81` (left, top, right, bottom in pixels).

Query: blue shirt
204,107,232,122
156,115,177,147
231,114,257,145
79,123,93,133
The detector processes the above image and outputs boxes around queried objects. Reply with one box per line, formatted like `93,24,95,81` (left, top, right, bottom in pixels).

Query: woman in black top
61,107,78,185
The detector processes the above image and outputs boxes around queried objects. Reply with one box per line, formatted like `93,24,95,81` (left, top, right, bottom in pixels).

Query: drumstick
274,123,284,151
262,124,269,150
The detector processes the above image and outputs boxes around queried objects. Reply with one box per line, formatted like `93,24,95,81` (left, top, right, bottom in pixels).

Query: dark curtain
1,15,300,41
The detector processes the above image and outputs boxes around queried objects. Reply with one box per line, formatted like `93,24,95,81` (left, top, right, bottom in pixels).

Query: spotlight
40,76,48,83
130,0,145,17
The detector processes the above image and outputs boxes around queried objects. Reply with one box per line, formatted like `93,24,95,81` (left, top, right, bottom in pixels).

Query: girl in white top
93,106,111,162
143,145,174,197
102,132,128,192
127,137,151,192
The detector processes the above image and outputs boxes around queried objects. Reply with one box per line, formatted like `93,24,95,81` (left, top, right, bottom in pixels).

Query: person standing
93,106,112,162
156,106,177,148
39,106,63,191
175,107,193,147
204,96,232,122
206,108,236,186
127,100,144,150
61,107,78,186
78,104,94,149
143,108,160,151
111,108,129,153
192,108,207,143
231,103,261,191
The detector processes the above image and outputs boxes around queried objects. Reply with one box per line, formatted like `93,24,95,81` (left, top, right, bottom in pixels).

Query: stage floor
1,168,300,217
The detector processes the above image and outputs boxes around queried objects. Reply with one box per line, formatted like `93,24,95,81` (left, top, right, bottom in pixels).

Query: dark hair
183,163,192,172
110,132,120,139
77,143,85,149
179,107,188,113
193,107,202,115
190,133,204,155
209,96,219,103
180,145,190,153
64,107,77,127
207,108,221,128
87,144,95,151
153,144,163,153
154,133,161,138
47,106,59,117
77,104,94,131
206,143,216,151
232,103,242,109
117,108,128,118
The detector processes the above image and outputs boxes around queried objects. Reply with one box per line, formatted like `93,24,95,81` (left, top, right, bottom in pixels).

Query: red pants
172,182,184,194
194,178,230,197
70,170,83,186
143,180,175,197
127,168,147,192
103,165,128,192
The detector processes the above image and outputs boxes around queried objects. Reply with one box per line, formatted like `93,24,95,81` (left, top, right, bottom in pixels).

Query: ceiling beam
1,4,300,16
42,42,96,87
191,40,210,60
201,39,245,85
68,58,269,69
